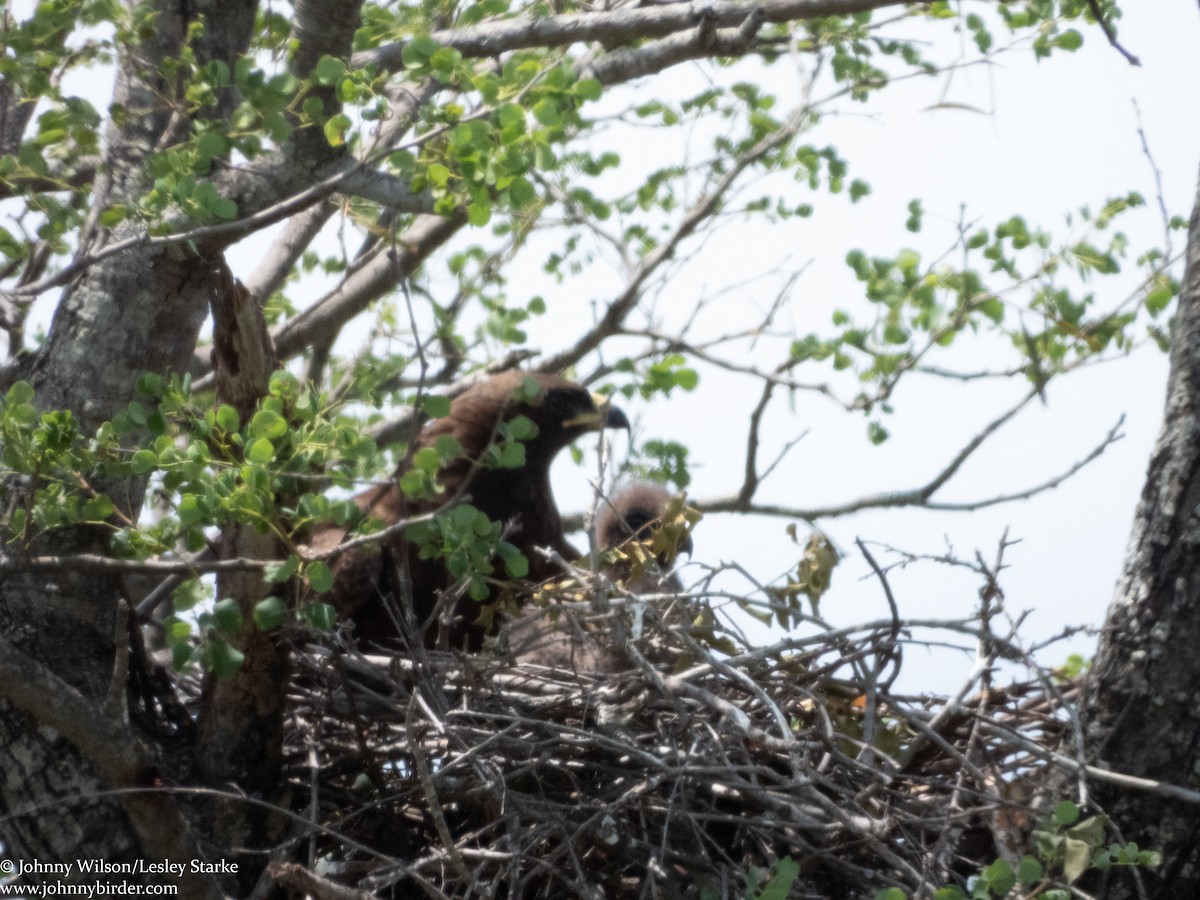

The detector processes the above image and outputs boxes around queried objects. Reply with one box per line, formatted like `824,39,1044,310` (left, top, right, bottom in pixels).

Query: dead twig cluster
247,607,1084,899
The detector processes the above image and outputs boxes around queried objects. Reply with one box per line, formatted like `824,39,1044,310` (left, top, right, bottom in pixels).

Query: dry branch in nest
258,602,1081,900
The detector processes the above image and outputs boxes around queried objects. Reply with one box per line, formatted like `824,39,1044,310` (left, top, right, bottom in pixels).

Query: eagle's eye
544,388,582,419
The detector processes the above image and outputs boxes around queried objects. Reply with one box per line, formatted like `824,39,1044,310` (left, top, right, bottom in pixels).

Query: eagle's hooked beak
563,393,630,432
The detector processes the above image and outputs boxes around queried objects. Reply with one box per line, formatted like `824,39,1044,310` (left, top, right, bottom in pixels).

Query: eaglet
506,481,696,672
313,371,630,652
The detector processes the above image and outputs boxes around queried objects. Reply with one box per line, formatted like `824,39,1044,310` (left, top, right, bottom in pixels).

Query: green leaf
131,449,158,475
304,601,337,631
206,637,245,678
178,493,203,526
135,373,163,396
253,596,287,631
249,408,287,439
82,495,114,520
497,441,525,468
1066,814,1108,846
307,560,334,593
467,202,491,226
246,437,275,464
314,55,347,85
435,435,461,458
981,859,1015,894
323,113,352,147
533,99,561,127
575,78,602,101
1055,29,1083,51
422,394,451,418
6,381,34,405
98,205,128,227
497,542,529,578
216,404,240,433
213,597,244,634
757,857,799,900
264,555,300,584
401,34,439,68
1052,800,1080,827
1016,855,1043,883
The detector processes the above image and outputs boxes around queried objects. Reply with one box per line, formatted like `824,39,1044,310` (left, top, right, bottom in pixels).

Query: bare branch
270,212,466,363
696,395,1124,521
352,0,907,71
541,104,810,373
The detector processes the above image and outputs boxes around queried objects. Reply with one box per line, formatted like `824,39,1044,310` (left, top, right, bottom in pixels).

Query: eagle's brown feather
313,371,628,651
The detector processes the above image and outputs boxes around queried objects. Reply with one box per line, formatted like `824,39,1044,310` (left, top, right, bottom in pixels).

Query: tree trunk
1083,168,1200,898
0,1,255,889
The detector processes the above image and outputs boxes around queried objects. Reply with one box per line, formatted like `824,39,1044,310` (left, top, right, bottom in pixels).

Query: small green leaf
508,178,535,206
254,596,287,631
401,34,439,67
304,601,337,631
757,857,799,900
247,437,275,464
264,555,300,584
205,637,245,677
131,449,158,475
323,113,352,147
1052,800,1080,827
98,205,128,227
1055,29,1083,51
532,98,561,127
435,435,461,458
6,381,34,405
314,55,347,85
216,404,240,433
497,542,529,578
497,441,525,468
467,202,491,226
178,493,203,526
307,560,334,593
82,495,115,520
1016,855,1043,883
575,78,602,101
982,859,1015,894
207,194,238,220
422,394,451,418
135,373,163,396
249,408,287,439
213,597,244,634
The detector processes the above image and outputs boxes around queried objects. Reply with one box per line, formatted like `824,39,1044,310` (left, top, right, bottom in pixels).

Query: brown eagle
313,371,629,651
507,481,696,672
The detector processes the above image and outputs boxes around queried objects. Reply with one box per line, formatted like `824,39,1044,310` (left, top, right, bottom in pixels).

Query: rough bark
193,270,290,892
0,0,281,884
1082,169,1200,897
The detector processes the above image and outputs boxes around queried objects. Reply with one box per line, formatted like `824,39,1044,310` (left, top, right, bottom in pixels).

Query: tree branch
353,0,906,70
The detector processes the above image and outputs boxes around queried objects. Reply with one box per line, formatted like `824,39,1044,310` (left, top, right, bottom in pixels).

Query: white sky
16,1,1200,692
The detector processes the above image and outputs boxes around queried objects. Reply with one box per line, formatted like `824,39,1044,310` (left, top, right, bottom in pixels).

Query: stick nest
269,605,1079,899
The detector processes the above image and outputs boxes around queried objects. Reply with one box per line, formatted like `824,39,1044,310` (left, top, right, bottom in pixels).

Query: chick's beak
679,531,695,557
